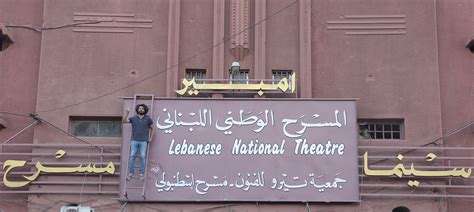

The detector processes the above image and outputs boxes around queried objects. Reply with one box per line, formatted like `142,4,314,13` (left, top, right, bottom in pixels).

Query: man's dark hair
135,104,149,115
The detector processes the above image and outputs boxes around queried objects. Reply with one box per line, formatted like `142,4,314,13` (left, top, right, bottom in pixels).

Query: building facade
0,0,473,211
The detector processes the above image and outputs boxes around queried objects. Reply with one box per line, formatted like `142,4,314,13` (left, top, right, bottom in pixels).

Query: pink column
299,0,312,98
166,0,180,97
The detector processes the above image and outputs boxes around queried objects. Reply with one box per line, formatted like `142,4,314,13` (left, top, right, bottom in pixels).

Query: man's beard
137,111,146,115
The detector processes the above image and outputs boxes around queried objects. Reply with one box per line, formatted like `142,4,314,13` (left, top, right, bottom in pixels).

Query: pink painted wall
30,0,169,210
436,0,474,211
0,0,43,211
1,0,473,211
312,0,442,147
0,0,42,147
266,0,299,78
178,0,214,80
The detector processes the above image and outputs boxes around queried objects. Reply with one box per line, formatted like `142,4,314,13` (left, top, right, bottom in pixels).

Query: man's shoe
139,173,144,180
127,173,133,181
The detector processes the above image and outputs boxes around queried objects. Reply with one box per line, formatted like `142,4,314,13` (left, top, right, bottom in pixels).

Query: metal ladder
123,94,155,199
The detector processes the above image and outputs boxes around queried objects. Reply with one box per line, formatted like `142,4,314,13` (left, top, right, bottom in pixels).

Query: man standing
123,104,154,180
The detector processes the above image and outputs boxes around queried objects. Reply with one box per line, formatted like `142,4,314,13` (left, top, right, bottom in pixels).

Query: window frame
271,70,293,84
358,119,404,140
70,116,122,138
185,69,207,84
229,69,250,84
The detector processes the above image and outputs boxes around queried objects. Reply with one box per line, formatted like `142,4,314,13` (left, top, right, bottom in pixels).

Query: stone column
166,0,180,97
212,0,225,98
299,0,312,98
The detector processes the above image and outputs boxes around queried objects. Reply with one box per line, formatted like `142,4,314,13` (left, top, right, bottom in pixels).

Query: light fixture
0,24,14,52
231,62,240,76
466,37,474,53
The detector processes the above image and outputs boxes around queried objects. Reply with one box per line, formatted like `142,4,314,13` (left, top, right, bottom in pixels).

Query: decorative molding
73,12,135,17
72,12,152,33
229,0,250,61
327,14,407,35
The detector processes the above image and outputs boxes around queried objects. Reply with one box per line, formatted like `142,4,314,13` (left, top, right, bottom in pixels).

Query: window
230,69,249,84
358,119,404,139
185,69,206,84
71,117,122,137
272,70,293,84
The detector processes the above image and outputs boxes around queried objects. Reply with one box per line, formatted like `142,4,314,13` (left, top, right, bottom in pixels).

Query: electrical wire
79,145,92,204
3,1,473,204
0,195,61,211
1,1,300,182
2,111,474,195
0,119,39,145
34,0,298,114
137,204,168,211
0,111,31,118
93,202,121,210
0,112,117,166
5,20,111,32
38,116,101,148
186,203,238,211
367,120,474,166
22,188,122,210
0,112,117,153
5,111,474,161
2,2,351,210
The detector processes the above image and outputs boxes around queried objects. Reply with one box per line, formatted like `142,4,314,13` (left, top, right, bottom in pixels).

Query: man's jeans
129,140,148,174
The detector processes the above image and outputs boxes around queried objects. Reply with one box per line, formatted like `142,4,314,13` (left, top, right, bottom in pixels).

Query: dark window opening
70,116,122,137
229,69,249,84
358,119,404,140
272,70,293,84
185,69,206,84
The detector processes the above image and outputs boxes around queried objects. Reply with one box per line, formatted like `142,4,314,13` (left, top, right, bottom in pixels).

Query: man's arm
148,125,154,142
122,108,130,123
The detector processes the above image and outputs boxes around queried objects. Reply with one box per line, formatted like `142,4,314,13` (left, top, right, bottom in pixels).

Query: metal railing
1,143,473,198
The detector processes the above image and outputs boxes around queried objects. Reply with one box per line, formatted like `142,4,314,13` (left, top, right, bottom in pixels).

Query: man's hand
122,107,131,123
